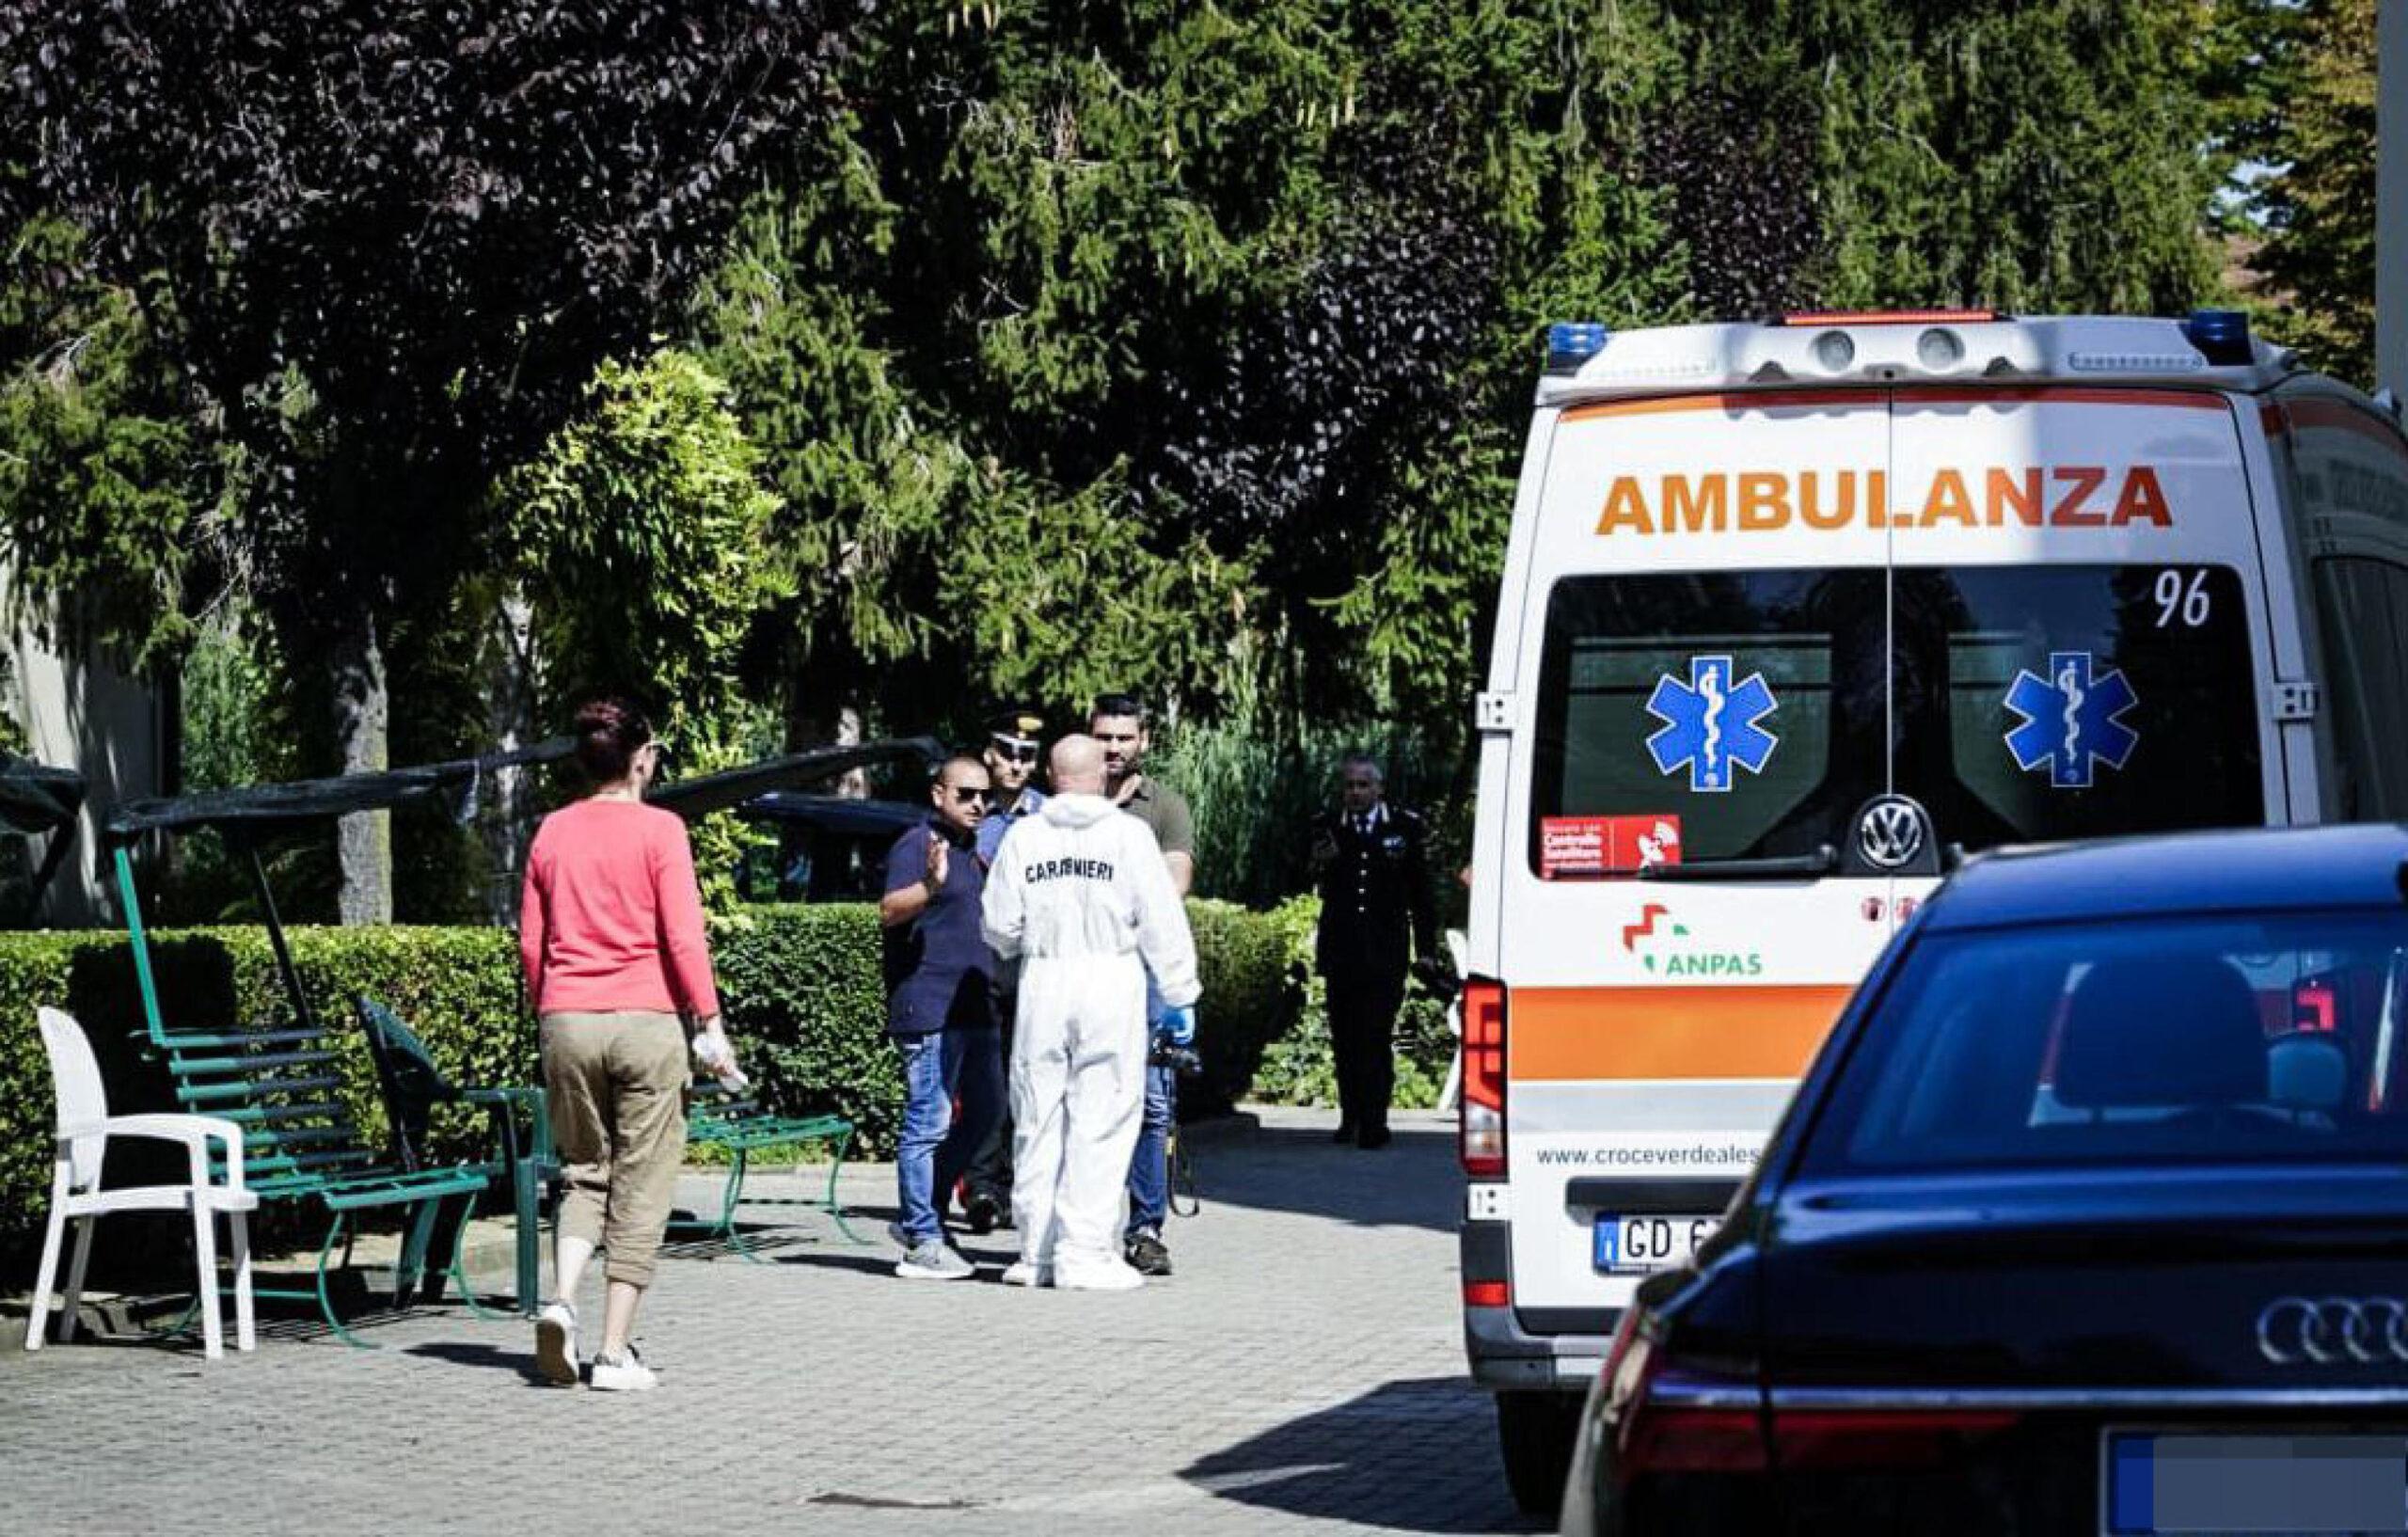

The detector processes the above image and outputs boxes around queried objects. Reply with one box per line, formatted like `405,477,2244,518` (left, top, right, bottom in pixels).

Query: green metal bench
357,997,551,1316
115,848,498,1346
671,1079,863,1258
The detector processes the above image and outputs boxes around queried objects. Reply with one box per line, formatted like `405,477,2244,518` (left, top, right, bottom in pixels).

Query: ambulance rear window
1528,565,2263,875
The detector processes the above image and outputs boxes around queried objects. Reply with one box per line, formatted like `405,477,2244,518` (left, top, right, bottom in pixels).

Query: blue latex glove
1161,1005,1196,1047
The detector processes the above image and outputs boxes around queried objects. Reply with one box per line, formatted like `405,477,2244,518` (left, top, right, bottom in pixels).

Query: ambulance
1456,309,2408,1513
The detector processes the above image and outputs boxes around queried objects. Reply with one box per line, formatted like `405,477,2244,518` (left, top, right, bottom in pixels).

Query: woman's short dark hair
572,696,653,784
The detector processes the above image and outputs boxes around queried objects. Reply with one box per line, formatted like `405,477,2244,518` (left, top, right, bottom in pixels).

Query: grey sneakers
895,1238,975,1281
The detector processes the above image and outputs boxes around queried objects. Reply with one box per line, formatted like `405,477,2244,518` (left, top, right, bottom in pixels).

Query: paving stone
0,1105,1534,1536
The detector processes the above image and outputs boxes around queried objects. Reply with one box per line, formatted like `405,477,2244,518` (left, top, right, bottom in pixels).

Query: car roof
1923,823,2408,932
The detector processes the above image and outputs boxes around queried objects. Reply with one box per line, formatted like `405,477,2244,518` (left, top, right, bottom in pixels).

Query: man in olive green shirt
1091,693,1194,1276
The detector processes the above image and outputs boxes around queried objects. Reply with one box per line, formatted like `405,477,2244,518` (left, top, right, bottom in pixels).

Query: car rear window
1801,911,2408,1173
1526,565,2263,874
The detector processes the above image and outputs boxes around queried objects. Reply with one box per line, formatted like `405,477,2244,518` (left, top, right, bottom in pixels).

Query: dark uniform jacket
1312,802,1437,981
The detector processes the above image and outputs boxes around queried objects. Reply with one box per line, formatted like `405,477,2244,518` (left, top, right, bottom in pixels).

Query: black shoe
1357,1126,1393,1149
1331,1123,1357,1145
963,1190,1002,1235
1126,1230,1173,1276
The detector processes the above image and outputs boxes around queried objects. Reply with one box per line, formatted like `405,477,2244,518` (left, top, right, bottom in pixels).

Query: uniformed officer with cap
1310,753,1437,1149
963,704,1049,1231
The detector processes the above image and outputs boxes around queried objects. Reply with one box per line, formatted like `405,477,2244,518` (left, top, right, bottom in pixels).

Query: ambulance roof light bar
1778,308,2002,326
1534,314,2297,405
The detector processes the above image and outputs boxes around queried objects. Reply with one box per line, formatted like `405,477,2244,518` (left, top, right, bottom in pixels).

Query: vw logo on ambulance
1854,795,1928,871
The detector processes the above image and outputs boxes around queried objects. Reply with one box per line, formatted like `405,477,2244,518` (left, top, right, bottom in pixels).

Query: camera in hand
1149,1037,1204,1075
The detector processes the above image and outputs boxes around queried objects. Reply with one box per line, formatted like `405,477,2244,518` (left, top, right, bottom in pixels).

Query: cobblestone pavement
0,1104,1534,1537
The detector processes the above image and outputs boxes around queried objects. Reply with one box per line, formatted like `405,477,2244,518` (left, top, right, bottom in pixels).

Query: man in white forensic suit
980,733,1200,1291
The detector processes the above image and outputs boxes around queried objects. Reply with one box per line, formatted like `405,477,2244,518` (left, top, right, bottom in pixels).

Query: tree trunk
330,607,392,925
481,584,542,925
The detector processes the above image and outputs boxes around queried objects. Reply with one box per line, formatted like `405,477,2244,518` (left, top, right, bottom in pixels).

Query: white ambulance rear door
1499,389,1897,1324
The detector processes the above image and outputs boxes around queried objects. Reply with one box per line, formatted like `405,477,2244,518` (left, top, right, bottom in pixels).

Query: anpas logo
1621,902,1765,978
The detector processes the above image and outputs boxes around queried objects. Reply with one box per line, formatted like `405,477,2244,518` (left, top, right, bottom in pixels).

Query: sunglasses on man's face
948,785,989,805
991,736,1039,763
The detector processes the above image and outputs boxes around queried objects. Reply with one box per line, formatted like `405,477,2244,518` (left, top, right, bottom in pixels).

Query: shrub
0,898,1298,1251
1183,897,1302,1116
0,926,530,1262
710,904,900,1152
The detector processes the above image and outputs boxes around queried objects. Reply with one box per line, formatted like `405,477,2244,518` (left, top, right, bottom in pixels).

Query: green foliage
1183,896,1304,1115
1155,718,1458,910
499,348,796,904
503,350,794,711
0,899,1299,1248
705,905,901,1155
0,215,212,669
0,926,527,1260
1788,0,2222,314
2232,0,2375,383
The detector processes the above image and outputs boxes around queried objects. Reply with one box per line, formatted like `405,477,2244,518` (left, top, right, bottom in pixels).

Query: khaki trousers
541,1011,688,1289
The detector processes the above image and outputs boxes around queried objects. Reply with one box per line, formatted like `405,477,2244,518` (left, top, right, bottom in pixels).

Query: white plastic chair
1436,929,1470,1114
27,1006,259,1359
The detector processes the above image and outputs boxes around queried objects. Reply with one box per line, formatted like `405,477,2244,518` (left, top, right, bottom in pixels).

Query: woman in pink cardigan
519,697,739,1390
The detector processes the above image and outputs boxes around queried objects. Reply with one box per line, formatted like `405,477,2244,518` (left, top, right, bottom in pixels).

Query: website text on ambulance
1594,466,2173,536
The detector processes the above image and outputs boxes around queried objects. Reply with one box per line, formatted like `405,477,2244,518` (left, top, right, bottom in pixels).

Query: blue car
1560,824,2408,1536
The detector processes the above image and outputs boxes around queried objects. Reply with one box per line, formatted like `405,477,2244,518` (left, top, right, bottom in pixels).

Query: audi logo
2255,1297,2408,1365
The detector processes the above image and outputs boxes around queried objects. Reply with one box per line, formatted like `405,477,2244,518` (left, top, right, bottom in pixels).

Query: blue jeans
1125,975,1174,1240
1125,1061,1176,1240
895,1027,1005,1244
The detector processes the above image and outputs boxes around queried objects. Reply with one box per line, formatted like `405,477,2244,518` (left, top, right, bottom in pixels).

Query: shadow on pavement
1179,1375,1535,1534
1176,1118,1460,1233
405,1339,556,1386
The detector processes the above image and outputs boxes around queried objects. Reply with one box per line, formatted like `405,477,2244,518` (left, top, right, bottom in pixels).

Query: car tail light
1459,977,1506,1177
1607,1316,1770,1476
1768,1409,2022,1469
1462,1280,1510,1307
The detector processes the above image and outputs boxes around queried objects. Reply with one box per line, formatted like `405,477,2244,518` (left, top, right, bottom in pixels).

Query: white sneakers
1000,1260,1054,1288
1053,1257,1147,1291
533,1301,579,1386
588,1347,657,1392
537,1299,656,1389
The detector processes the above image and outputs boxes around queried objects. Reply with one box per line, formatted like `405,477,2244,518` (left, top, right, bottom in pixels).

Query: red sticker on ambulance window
1541,815,1683,878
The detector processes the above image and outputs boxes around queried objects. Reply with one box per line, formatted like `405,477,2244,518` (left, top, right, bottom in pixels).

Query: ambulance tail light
1460,977,1508,1177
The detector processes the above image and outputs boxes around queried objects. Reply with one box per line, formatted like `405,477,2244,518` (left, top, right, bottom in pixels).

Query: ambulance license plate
1593,1213,1718,1275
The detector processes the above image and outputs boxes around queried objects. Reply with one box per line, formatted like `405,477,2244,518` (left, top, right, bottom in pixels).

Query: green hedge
0,899,1298,1253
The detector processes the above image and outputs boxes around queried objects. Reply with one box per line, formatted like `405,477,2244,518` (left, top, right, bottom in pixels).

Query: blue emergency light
1545,322,1610,374
2180,309,2254,367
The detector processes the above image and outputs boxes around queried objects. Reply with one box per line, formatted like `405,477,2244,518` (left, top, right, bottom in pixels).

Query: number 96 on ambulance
1457,309,2408,1518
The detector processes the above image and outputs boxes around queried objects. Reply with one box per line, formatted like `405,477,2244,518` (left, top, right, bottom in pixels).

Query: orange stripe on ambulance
1593,465,2173,535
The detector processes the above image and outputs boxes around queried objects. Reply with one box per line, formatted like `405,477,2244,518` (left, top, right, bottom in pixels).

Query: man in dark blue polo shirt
879,753,1004,1280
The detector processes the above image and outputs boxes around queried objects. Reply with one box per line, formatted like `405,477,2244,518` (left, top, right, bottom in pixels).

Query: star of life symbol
1645,656,1779,794
2003,650,2140,789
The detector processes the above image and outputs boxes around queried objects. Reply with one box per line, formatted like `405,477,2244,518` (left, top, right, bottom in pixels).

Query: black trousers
963,1005,1015,1199
1325,966,1406,1133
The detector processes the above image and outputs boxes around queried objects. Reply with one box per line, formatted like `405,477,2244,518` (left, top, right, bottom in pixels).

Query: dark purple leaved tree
0,0,861,918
